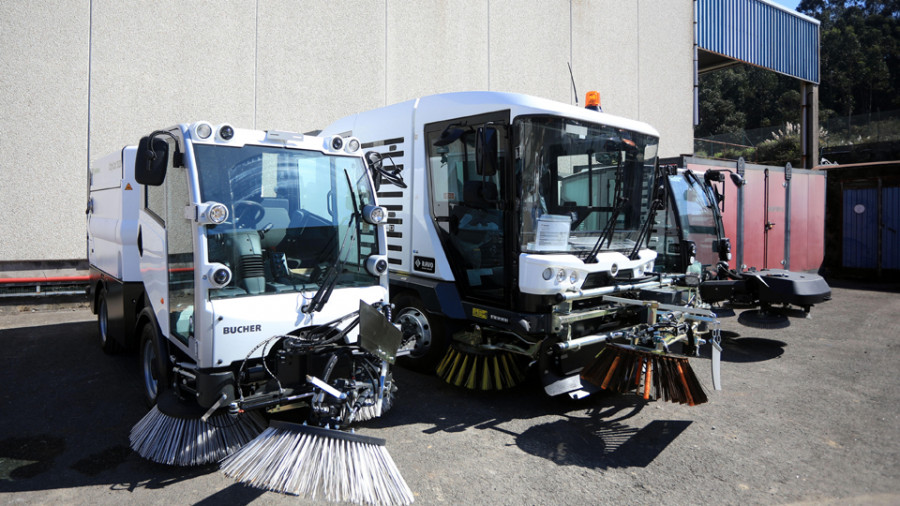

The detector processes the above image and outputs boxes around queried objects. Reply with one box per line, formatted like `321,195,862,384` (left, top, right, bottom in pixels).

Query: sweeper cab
651,165,831,328
320,91,720,400
86,123,410,483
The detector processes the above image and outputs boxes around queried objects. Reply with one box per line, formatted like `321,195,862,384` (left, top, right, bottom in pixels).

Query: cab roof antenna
567,62,579,107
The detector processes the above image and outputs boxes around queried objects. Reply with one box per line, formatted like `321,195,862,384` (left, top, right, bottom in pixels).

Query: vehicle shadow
369,366,692,470
0,319,264,503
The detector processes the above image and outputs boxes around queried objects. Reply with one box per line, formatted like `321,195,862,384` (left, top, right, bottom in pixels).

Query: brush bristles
130,406,267,466
221,425,414,505
436,347,524,391
581,344,708,405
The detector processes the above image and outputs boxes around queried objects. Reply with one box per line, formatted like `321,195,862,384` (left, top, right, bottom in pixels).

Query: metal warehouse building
0,0,819,283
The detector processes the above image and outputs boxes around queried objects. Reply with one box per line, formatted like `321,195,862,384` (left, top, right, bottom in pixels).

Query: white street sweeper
320,91,722,402
87,122,413,504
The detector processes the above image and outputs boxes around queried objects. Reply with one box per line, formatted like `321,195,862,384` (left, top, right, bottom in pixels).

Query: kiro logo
414,255,436,273
223,324,262,335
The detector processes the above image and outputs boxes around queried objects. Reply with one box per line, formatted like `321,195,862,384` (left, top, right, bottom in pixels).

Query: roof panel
697,0,819,83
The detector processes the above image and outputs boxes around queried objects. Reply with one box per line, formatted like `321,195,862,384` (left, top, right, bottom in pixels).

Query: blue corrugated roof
697,0,820,83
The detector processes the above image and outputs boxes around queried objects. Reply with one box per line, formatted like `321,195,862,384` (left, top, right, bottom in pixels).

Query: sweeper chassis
406,274,724,401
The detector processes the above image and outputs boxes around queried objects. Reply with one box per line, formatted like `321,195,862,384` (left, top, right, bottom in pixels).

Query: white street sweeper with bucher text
321,91,723,404
87,122,413,504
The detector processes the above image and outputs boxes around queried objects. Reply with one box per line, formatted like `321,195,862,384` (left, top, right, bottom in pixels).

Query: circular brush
436,345,525,391
130,402,267,467
580,343,708,406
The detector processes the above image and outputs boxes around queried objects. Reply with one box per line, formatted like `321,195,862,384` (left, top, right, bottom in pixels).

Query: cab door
424,112,509,304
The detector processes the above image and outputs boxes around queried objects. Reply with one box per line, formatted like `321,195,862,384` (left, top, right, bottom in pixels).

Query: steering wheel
234,200,265,228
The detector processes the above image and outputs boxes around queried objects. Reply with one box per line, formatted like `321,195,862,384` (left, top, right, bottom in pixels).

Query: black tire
97,288,121,354
393,293,448,373
139,320,170,407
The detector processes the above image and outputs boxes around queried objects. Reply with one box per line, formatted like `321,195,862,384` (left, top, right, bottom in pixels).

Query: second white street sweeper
320,91,723,402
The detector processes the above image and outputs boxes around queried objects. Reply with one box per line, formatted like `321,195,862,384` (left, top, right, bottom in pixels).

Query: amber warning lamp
585,91,602,112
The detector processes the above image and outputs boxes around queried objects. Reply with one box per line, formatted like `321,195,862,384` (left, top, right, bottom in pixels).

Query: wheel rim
397,308,432,357
98,298,108,346
141,337,158,401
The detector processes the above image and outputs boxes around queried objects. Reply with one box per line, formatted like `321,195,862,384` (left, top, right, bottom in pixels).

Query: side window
167,166,194,343
145,181,166,223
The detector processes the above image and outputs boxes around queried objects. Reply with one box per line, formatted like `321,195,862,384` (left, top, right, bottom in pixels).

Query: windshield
668,172,721,266
194,144,378,300
515,116,659,256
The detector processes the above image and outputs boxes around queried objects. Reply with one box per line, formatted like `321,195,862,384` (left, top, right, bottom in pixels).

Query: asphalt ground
0,281,898,505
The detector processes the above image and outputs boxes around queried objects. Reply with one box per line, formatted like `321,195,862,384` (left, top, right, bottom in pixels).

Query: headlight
208,203,228,224
217,124,234,141
195,122,213,139
362,205,387,225
609,263,619,277
208,264,232,288
196,201,228,225
366,255,389,277
330,136,344,151
346,137,361,153
542,268,554,280
556,268,566,283
569,271,579,284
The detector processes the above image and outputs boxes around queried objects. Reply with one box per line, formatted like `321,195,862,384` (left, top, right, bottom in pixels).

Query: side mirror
135,135,170,186
681,239,697,270
476,126,498,177
716,237,732,262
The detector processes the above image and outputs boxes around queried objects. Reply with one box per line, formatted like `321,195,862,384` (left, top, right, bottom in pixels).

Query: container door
882,186,899,270
842,187,878,269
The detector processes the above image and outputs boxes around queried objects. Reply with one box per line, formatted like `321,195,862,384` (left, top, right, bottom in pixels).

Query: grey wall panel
571,2,640,120
385,0,489,104
0,2,90,261
88,1,257,161
256,1,386,134
0,1,699,264
489,0,571,103
638,1,694,157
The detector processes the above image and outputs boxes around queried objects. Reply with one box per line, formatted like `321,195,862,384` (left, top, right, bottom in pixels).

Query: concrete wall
0,0,694,263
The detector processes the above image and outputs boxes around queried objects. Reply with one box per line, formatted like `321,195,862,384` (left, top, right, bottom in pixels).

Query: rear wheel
97,288,120,354
394,294,448,373
139,321,169,407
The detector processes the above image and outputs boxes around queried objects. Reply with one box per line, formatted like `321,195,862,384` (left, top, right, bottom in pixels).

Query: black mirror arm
147,130,183,167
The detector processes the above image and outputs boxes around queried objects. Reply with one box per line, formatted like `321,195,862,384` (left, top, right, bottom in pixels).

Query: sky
771,0,802,10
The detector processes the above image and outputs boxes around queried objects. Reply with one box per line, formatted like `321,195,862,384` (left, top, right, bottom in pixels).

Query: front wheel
139,320,170,407
394,294,448,373
97,288,120,354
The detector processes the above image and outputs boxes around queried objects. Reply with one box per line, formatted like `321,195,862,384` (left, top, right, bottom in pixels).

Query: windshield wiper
302,169,360,314
586,162,626,263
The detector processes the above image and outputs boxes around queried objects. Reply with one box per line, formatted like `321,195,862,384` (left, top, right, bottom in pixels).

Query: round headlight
542,268,554,280
609,263,619,277
208,265,232,288
331,136,344,151
366,255,389,276
208,203,228,224
213,268,230,285
347,138,361,153
362,205,387,224
196,123,212,139
569,271,579,284
556,268,566,283
219,125,234,141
